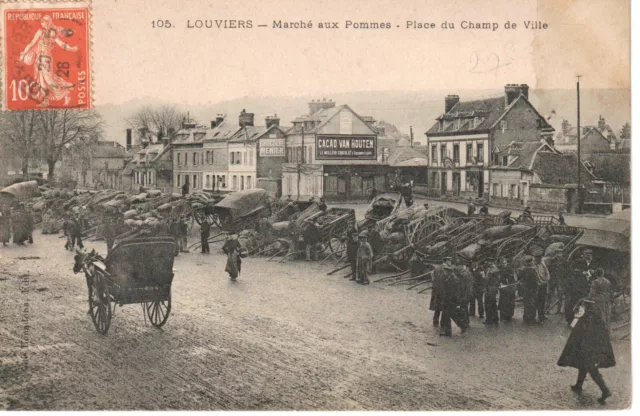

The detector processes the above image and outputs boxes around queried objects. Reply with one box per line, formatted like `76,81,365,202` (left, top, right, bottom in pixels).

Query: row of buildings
47,85,628,213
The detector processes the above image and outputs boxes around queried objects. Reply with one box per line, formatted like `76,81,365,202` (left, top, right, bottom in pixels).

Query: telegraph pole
409,126,414,147
297,125,305,201
576,75,582,214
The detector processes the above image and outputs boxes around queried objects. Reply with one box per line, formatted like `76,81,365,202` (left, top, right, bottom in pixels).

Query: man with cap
468,260,485,319
520,206,534,223
574,248,597,277
440,258,467,336
467,198,476,216
517,255,539,324
455,257,474,328
346,224,359,280
532,248,551,323
431,256,451,327
355,230,373,284
498,257,517,321
483,257,501,326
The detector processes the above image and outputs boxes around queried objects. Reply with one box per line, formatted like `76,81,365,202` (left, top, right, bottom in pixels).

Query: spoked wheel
412,220,444,245
146,292,171,328
496,237,529,259
328,227,347,258
87,271,112,335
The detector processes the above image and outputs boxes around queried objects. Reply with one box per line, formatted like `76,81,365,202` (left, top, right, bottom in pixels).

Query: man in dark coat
69,213,85,249
498,257,517,321
517,256,539,324
440,261,467,336
302,221,319,261
469,261,485,319
431,257,451,327
565,261,591,325
455,258,474,328
558,299,614,404
200,220,211,254
181,182,190,197
346,224,359,280
483,258,501,326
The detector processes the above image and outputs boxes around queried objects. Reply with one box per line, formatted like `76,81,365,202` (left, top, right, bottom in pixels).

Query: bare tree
38,109,104,183
126,104,186,141
0,110,40,178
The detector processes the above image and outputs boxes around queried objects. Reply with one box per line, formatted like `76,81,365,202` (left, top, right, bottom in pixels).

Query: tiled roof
495,141,546,169
531,151,595,185
426,97,506,134
203,120,240,142
228,125,270,143
387,146,428,166
172,127,209,143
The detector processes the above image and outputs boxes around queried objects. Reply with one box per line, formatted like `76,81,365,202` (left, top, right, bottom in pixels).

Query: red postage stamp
2,4,91,110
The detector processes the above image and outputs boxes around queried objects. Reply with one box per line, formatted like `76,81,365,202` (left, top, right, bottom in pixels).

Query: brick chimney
265,114,280,128
239,109,254,127
597,115,606,131
504,84,529,106
308,98,336,115
561,119,571,135
445,95,459,113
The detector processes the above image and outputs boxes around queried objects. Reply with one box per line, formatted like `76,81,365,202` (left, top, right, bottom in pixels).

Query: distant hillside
97,89,630,146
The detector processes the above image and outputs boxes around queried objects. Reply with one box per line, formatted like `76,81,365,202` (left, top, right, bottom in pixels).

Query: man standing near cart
356,230,373,285
200,220,211,254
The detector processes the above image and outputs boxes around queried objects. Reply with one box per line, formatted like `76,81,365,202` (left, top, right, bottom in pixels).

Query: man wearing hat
440,258,467,336
517,255,539,324
467,198,476,216
498,257,517,321
468,260,485,319
430,256,449,327
483,257,501,326
355,230,373,284
455,257,474,328
532,248,551,323
346,224,359,280
520,206,534,223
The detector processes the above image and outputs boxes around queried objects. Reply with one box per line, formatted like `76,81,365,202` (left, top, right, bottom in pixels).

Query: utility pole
576,75,582,214
297,125,305,201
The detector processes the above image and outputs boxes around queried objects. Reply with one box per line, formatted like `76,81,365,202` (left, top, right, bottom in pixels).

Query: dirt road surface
0,213,631,410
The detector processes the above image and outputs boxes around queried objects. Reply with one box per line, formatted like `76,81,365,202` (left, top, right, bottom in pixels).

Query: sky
85,0,629,106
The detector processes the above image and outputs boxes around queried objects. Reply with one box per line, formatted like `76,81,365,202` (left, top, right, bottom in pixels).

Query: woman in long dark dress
557,299,615,404
222,234,242,281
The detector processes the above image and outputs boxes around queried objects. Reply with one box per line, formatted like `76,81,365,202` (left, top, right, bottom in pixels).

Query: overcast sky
84,0,629,106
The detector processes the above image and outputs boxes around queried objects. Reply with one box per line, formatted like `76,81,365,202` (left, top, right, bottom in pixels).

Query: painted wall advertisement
315,135,376,160
259,138,285,157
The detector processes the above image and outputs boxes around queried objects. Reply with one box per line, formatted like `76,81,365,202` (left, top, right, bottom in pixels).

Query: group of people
0,203,35,246
429,249,613,334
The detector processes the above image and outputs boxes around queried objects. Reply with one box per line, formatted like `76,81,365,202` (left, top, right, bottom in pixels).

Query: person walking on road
222,234,243,281
558,298,614,404
200,220,211,254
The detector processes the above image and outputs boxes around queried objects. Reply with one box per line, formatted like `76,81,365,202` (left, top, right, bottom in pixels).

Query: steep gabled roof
531,151,596,185
387,146,428,166
493,141,553,169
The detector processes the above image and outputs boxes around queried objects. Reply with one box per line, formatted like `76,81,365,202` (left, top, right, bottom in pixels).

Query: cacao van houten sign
316,135,376,160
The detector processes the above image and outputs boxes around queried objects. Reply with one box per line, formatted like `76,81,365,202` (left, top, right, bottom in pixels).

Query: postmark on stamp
1,1,91,110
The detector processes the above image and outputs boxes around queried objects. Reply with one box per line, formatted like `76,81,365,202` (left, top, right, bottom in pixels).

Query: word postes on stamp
2,6,91,110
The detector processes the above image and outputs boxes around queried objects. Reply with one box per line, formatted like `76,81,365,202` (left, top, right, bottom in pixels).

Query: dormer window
500,120,507,132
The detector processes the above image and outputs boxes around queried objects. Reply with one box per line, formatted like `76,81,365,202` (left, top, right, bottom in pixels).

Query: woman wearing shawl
223,234,242,281
557,298,615,404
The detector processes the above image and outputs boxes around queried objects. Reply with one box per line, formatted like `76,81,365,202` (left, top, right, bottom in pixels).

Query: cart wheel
88,271,112,335
496,237,528,259
412,220,443,245
146,292,171,328
328,227,346,258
